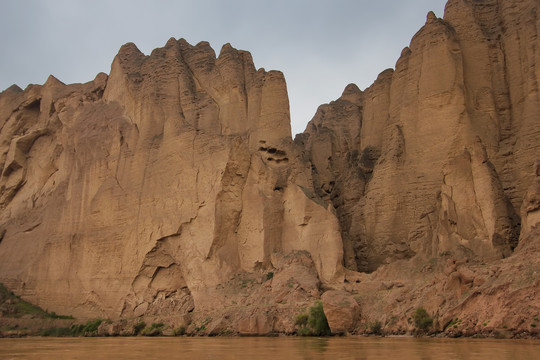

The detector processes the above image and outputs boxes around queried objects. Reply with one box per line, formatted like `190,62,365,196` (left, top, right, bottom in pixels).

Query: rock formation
300,0,538,272
0,38,344,322
1,0,539,338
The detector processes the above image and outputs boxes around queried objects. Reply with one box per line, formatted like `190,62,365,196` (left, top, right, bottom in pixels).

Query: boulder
321,290,360,334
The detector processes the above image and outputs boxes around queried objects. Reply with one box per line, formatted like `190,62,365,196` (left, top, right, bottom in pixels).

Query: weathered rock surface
0,0,539,338
0,38,343,322
299,0,538,272
321,290,359,334
520,161,540,239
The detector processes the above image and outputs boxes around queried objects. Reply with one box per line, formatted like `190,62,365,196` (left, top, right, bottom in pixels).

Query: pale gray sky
0,0,447,135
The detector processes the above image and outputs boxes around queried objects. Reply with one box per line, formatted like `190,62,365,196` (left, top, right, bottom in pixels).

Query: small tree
413,308,433,333
369,321,382,335
133,321,146,335
308,301,331,336
294,313,309,327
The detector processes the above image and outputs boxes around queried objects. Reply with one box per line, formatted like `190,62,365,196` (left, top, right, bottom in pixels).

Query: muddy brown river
0,337,539,359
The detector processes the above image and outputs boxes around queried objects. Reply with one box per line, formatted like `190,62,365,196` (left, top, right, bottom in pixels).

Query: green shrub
71,319,102,336
173,326,186,336
293,301,331,336
142,322,164,336
307,301,331,336
133,321,146,335
0,325,19,332
83,319,102,334
1,283,74,320
413,308,433,333
0,283,13,299
266,272,274,281
15,301,46,316
297,327,312,336
294,313,309,327
194,317,212,332
369,321,382,335
47,311,74,320
445,318,462,330
71,324,84,335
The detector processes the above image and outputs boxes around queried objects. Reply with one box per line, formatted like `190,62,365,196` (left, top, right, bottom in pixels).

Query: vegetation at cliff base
37,319,103,337
413,308,433,333
369,321,383,335
133,321,146,335
173,325,186,336
71,319,103,336
0,283,73,320
295,301,331,336
142,322,164,336
294,313,309,327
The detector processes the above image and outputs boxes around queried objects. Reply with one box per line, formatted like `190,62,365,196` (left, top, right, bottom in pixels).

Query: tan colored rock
519,161,540,242
420,138,519,261
270,251,320,293
0,0,539,339
321,290,359,334
0,38,343,320
97,322,123,336
301,0,537,271
238,314,273,335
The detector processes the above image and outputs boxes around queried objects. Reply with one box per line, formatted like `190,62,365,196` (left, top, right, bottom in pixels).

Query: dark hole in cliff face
274,187,283,192
91,87,105,100
267,148,277,154
25,99,41,112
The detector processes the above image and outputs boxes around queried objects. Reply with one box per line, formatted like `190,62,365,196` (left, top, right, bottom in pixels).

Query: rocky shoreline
2,226,539,340
1,322,538,340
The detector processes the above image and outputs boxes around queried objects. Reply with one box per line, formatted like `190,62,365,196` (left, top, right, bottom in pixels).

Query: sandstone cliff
1,0,539,338
300,0,538,272
0,38,344,322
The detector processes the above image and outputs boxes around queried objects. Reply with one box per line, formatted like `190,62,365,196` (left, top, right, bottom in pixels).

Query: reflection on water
0,337,539,360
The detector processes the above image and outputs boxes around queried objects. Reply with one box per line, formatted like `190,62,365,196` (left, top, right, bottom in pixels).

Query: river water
0,337,538,360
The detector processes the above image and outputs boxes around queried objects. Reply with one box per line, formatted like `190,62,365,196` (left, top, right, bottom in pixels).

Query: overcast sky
0,0,447,135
